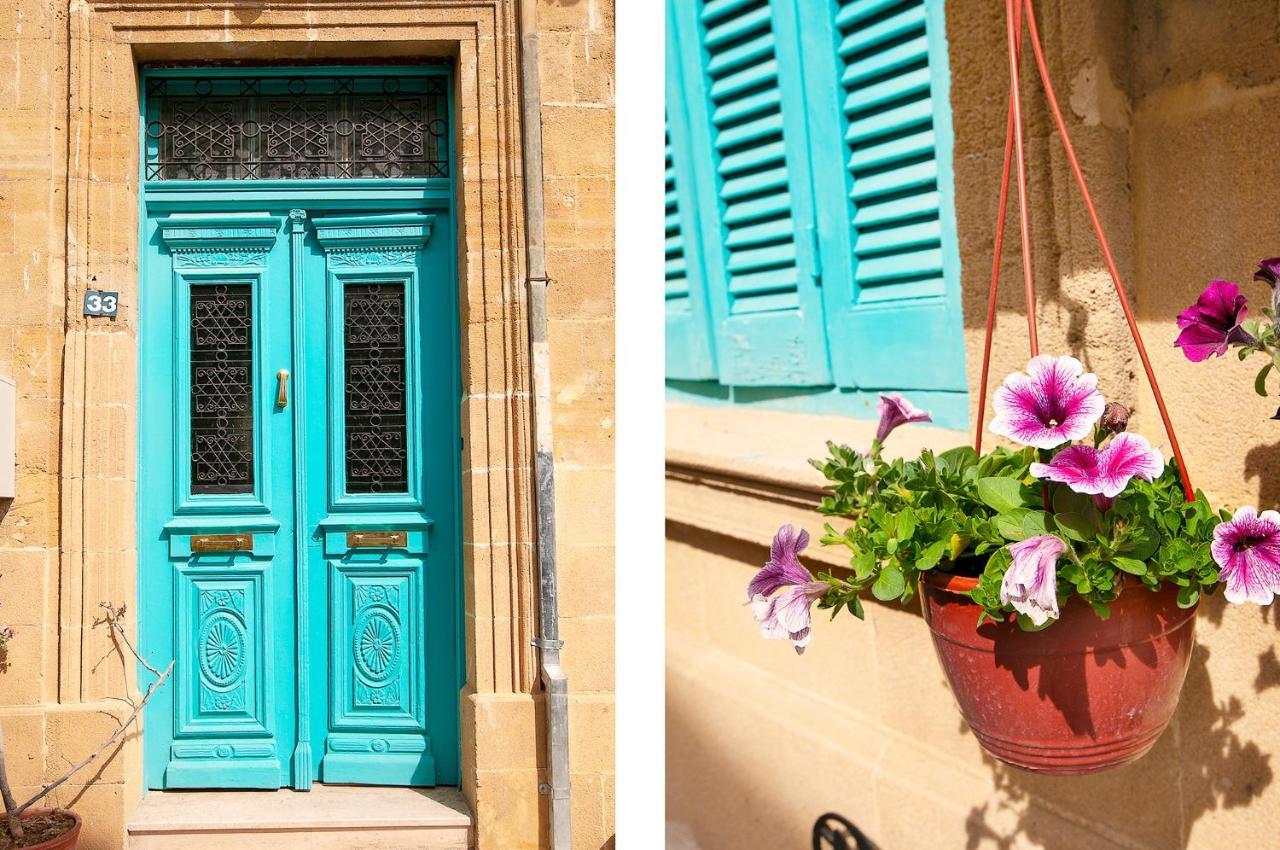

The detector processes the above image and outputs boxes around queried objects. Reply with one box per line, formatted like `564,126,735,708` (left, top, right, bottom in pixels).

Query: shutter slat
834,0,908,29
730,266,800,296
712,87,782,128
854,247,943,284
707,31,776,76
854,219,941,256
857,276,945,302
701,0,758,25
842,34,928,86
715,112,784,149
709,58,778,103
722,165,789,200
850,158,938,202
719,139,786,176
852,189,940,228
705,4,770,49
725,217,794,247
839,5,927,58
845,96,932,145
723,192,792,225
727,242,798,273
847,128,934,172
843,66,932,116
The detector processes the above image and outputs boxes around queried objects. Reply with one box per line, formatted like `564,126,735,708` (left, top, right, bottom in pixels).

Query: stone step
127,783,473,849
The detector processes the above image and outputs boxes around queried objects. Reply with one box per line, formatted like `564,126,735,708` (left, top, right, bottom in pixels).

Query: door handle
275,369,290,408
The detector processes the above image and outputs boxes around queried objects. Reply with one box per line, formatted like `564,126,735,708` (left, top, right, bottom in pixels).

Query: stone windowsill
665,403,972,569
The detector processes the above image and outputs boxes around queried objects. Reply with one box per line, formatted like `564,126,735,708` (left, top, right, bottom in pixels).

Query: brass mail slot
347,530,408,549
191,533,253,552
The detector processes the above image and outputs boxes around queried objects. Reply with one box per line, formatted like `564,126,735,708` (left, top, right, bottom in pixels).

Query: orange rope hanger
972,0,1196,502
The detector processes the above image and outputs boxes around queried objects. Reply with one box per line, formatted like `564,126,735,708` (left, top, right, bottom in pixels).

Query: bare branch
12,605,173,818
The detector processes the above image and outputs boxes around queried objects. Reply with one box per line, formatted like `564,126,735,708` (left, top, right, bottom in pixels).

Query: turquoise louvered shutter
668,0,832,387
664,115,718,380
800,0,967,391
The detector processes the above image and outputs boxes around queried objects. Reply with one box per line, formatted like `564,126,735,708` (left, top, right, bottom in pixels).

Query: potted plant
0,604,171,849
747,357,1274,774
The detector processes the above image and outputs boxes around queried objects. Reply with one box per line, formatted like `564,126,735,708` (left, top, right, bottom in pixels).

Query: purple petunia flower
1029,432,1166,499
1211,506,1280,604
989,355,1105,449
1000,534,1067,626
746,525,827,654
1175,280,1255,362
1255,258,1280,314
875,393,931,445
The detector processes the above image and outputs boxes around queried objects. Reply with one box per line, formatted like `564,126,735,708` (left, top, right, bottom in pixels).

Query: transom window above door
144,71,451,181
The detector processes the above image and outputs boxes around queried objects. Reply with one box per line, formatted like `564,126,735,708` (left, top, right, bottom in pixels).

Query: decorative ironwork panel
344,283,408,493
190,284,255,494
145,74,449,180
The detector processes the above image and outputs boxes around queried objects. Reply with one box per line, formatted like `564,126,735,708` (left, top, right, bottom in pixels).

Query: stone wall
0,1,615,849
667,1,1280,847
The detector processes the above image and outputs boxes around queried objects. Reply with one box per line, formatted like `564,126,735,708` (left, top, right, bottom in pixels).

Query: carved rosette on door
313,212,437,785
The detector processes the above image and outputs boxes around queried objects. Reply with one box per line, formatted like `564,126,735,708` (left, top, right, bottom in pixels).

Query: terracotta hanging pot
7,808,82,850
920,571,1197,775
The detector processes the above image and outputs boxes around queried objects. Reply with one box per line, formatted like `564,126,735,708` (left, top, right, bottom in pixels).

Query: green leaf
1112,556,1148,576
1015,613,1055,632
995,509,1032,541
1055,511,1092,543
896,510,918,542
1052,486,1091,516
978,477,1032,513
917,539,947,571
872,564,906,601
1089,600,1112,619
1021,510,1052,539
850,550,876,580
1257,362,1274,397
847,596,865,620
1177,585,1201,608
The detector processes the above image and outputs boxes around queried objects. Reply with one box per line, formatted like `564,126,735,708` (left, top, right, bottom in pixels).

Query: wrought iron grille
190,284,255,494
344,283,408,494
145,74,449,180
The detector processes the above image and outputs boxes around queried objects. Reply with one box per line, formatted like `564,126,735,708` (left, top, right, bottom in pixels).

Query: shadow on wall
1244,440,1280,511
964,592,1273,850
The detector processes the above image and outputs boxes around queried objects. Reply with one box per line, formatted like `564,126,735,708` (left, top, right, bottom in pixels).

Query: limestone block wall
667,1,1280,847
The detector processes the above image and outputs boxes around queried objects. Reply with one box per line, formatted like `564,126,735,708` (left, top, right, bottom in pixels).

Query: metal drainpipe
517,2,572,848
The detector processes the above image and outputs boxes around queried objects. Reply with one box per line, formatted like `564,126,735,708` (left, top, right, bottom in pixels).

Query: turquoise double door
138,204,460,790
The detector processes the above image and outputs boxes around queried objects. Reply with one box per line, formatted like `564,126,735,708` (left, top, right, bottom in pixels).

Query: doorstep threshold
127,783,472,833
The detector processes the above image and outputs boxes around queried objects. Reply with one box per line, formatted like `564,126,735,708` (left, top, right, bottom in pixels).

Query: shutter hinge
804,224,822,285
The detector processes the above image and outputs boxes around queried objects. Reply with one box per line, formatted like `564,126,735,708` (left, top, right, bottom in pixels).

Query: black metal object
190,284,255,494
146,74,449,180
344,283,408,494
813,813,880,850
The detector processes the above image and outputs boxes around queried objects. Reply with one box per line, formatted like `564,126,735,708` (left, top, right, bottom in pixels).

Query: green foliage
812,440,1222,631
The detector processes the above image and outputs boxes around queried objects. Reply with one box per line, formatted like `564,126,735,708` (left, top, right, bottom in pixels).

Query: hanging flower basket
920,573,1196,774
744,0,1280,776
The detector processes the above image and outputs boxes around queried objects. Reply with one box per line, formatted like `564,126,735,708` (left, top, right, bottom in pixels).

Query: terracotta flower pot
9,808,82,850
920,572,1198,775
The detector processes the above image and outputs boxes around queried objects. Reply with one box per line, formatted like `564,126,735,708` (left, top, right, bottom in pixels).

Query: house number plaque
191,533,253,552
346,530,407,548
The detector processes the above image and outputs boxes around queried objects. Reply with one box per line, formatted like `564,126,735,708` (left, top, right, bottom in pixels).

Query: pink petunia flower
1000,534,1067,626
990,355,1105,449
875,393,931,445
1254,258,1280,314
1211,506,1280,604
746,525,827,654
1174,279,1255,362
1029,432,1166,499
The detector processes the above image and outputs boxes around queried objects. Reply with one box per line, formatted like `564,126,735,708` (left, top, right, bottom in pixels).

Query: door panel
144,213,297,789
140,206,460,790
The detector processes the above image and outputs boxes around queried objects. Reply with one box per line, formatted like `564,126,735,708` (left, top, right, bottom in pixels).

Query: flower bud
1100,402,1130,434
